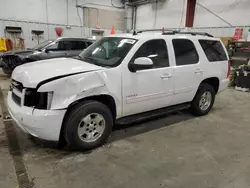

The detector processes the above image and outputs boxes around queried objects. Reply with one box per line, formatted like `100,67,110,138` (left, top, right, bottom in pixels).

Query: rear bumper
218,79,229,93
7,91,66,141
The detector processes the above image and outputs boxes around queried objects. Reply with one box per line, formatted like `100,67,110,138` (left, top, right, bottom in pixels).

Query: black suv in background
0,37,93,75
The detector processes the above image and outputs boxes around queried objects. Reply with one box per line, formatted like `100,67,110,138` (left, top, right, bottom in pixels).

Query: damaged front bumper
7,91,66,141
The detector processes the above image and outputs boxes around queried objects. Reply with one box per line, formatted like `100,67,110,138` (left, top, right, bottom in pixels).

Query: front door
122,39,174,117
42,41,67,59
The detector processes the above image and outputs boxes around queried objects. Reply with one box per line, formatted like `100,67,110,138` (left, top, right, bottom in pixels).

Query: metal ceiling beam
185,0,196,27
196,2,232,26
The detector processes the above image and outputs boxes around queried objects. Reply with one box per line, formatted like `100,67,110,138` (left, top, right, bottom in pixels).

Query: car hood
12,58,103,88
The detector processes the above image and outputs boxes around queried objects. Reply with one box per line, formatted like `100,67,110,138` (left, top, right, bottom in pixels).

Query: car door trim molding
126,90,174,104
174,87,192,95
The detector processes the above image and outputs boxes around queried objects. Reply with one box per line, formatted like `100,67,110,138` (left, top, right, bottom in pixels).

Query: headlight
24,89,53,110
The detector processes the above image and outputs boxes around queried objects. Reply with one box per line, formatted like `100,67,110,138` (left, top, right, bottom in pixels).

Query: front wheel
64,100,113,151
1,62,12,75
191,83,215,116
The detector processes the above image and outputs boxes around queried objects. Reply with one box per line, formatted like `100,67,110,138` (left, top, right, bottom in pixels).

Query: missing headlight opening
24,89,48,109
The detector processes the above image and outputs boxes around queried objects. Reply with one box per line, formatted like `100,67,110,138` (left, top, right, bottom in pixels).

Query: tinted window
54,41,87,50
173,39,199,66
199,40,228,61
72,41,87,50
133,39,169,68
60,41,73,50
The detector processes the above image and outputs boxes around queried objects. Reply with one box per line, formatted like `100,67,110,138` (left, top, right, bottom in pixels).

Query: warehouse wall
135,0,250,38
0,0,124,48
136,0,187,30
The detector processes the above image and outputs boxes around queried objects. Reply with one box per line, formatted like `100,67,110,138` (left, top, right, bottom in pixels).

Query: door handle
161,74,172,79
195,69,203,74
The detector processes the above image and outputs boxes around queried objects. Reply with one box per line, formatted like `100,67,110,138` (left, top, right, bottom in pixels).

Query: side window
172,39,199,66
57,41,73,50
71,41,87,50
199,40,228,62
46,42,59,50
133,39,169,68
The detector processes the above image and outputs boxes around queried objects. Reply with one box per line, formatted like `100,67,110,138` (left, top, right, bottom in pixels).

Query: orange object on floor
110,26,115,35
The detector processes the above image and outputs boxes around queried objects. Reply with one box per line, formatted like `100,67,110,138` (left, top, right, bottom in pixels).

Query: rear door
171,38,203,105
198,39,229,91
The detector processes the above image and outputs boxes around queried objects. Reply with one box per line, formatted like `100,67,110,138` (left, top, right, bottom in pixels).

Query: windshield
78,37,137,67
32,40,54,50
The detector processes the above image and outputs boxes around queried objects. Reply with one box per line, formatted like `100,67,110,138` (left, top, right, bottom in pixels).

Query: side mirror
45,49,50,53
129,57,153,72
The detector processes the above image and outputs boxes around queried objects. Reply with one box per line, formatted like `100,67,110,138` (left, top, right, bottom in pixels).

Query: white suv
8,31,230,150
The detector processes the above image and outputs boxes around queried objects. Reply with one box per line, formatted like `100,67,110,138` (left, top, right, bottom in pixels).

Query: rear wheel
64,100,113,151
191,83,215,116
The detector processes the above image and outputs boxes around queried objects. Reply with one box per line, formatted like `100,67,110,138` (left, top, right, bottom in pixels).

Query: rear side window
172,39,199,66
199,40,228,62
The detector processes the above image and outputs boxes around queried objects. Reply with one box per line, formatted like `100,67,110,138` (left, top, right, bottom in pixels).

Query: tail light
226,60,231,79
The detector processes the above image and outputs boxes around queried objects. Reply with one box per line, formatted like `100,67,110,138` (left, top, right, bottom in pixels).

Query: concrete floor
1,71,250,188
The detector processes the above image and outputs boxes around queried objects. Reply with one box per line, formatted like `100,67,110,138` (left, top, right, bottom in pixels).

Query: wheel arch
58,94,117,145
200,77,220,94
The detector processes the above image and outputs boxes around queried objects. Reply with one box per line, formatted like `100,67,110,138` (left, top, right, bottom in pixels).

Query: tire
64,100,113,151
191,83,215,116
1,63,12,75
2,68,12,75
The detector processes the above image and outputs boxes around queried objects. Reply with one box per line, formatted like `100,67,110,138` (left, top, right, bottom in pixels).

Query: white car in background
8,31,230,151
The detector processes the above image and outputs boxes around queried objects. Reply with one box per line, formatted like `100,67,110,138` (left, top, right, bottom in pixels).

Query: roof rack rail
132,29,213,37
133,28,175,35
162,31,213,37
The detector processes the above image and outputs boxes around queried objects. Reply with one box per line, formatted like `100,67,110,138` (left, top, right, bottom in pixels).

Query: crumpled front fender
37,71,120,114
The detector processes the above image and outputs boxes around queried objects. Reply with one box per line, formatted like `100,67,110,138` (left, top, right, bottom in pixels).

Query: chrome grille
12,92,21,106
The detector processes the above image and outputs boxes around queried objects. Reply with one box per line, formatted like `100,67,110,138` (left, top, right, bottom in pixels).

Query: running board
116,103,190,125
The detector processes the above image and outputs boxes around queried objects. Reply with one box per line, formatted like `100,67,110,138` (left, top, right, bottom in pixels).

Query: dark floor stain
0,87,34,188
